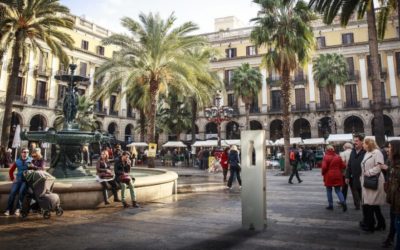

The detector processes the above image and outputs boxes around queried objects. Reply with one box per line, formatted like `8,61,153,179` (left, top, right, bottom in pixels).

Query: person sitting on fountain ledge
96,150,120,205
114,151,139,208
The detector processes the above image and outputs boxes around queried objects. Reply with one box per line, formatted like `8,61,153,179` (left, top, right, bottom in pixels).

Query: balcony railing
268,105,283,114
268,77,282,88
343,101,360,109
291,104,310,113
109,110,119,116
33,98,48,107
224,79,234,90
316,103,330,112
127,111,136,119
95,107,107,115
293,75,307,85
13,95,28,104
34,66,51,77
368,68,387,80
249,106,260,114
370,99,392,109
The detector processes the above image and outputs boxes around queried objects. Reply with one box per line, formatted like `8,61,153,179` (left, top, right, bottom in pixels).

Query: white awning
221,139,240,146
303,138,326,145
387,137,400,142
326,134,353,143
126,142,148,147
162,141,187,148
274,137,303,145
192,140,218,147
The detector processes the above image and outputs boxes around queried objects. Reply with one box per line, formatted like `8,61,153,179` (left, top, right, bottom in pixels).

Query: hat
231,145,238,151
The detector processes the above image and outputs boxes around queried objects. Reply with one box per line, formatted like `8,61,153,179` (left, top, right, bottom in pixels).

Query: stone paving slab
0,168,391,250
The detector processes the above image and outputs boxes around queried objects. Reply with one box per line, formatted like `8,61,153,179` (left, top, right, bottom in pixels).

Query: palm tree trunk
398,0,400,40
147,79,159,168
191,97,197,144
245,102,250,130
281,66,291,176
1,31,22,147
329,88,336,134
139,109,146,142
367,4,385,146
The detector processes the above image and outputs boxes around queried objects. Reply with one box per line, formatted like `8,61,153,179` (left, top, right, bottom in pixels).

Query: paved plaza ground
0,167,391,250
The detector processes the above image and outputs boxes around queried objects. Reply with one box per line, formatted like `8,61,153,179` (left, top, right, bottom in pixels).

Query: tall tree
313,53,348,134
309,0,388,146
0,0,74,147
251,0,315,175
94,13,213,167
231,63,262,130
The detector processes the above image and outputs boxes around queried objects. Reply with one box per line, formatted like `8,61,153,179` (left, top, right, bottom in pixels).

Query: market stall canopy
126,142,148,147
221,139,240,146
274,137,303,145
266,140,275,146
192,140,218,147
326,134,353,143
162,141,187,148
387,137,400,142
303,138,326,145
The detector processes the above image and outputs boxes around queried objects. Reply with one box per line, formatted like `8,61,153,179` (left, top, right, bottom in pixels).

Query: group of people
4,147,44,216
212,145,242,189
319,134,400,248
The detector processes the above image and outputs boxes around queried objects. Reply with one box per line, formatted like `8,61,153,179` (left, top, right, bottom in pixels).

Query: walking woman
360,138,387,232
227,145,241,190
220,147,229,182
384,140,400,248
96,150,120,205
321,145,347,211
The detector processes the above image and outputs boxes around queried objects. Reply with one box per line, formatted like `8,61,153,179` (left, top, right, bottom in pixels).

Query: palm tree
0,0,74,147
313,53,348,134
231,63,263,130
251,0,315,175
309,0,389,146
95,13,213,167
54,96,97,131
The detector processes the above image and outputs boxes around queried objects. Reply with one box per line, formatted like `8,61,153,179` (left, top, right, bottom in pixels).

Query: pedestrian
197,147,204,169
203,148,210,170
340,142,353,202
322,145,347,211
220,147,229,182
227,145,241,190
97,150,120,205
308,148,315,170
360,138,387,232
114,151,139,208
384,140,400,248
82,145,90,166
288,144,303,184
345,134,366,211
3,148,31,216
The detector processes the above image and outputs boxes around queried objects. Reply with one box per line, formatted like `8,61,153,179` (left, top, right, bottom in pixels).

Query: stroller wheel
56,207,63,216
43,210,51,219
21,212,28,219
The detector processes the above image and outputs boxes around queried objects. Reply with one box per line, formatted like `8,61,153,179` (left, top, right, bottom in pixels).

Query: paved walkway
0,168,391,250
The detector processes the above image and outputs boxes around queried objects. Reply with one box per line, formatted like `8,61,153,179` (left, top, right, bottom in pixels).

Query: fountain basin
0,168,178,210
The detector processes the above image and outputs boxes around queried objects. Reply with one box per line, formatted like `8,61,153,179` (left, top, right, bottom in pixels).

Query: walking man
289,144,303,184
340,142,353,201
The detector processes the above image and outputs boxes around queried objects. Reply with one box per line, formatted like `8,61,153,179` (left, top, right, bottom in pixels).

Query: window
319,87,330,107
79,62,87,76
342,33,354,45
367,54,382,76
396,52,400,76
97,46,105,56
381,82,386,101
15,77,24,96
57,85,67,101
346,57,355,76
316,36,326,49
96,100,103,112
38,52,48,71
294,68,304,81
295,88,306,109
246,46,257,56
227,93,236,107
345,84,358,106
81,40,89,50
271,90,281,109
224,70,234,86
110,95,117,112
35,81,47,100
225,48,237,58
250,98,259,113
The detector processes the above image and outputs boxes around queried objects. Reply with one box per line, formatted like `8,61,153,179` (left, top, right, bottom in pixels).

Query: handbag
100,171,114,179
363,173,380,190
119,173,132,184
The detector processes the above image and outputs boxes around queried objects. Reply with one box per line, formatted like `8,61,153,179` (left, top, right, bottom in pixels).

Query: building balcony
316,103,330,112
343,101,360,109
347,70,359,81
13,95,28,104
95,107,107,115
109,110,119,116
268,105,283,114
268,77,281,88
292,75,307,85
291,104,310,113
127,110,136,119
224,79,234,90
370,99,392,109
33,98,48,107
249,106,260,114
368,68,387,80
34,66,51,78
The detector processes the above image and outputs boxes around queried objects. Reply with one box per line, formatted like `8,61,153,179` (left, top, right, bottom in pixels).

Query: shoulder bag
362,155,380,190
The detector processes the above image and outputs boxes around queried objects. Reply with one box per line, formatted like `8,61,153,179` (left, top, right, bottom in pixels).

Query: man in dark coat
345,134,366,211
288,144,303,184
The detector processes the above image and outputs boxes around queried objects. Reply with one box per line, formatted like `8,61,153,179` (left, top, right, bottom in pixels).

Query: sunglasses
22,151,29,154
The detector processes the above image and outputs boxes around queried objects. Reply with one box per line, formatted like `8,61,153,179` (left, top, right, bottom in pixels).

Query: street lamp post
204,90,234,148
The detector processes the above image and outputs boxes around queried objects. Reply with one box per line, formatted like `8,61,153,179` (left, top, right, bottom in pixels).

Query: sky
60,0,260,34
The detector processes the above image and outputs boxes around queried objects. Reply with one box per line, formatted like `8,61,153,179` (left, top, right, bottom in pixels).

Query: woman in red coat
220,147,229,182
322,145,347,212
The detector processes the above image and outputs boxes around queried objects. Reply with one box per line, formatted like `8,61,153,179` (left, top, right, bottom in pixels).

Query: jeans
121,180,136,202
326,186,345,207
227,166,242,188
6,177,27,211
289,164,301,183
395,215,400,249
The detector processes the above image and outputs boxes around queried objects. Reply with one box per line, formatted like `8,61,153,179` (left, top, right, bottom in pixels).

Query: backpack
290,151,296,161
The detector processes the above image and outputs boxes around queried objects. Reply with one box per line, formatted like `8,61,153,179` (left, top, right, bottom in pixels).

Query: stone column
26,49,36,105
387,53,399,106
335,85,342,109
307,63,316,111
48,56,59,109
359,56,369,108
261,68,268,112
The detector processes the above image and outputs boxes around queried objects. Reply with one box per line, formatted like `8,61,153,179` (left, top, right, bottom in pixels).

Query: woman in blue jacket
227,145,242,189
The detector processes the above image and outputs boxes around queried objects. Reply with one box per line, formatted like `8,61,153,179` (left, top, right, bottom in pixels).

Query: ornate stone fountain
21,64,109,178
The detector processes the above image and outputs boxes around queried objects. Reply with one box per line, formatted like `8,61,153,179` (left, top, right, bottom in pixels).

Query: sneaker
239,186,242,190
132,201,140,208
122,201,129,208
4,210,10,216
14,209,20,216
298,180,303,183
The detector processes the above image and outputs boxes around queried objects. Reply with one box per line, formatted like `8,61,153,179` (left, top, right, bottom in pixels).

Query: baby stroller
21,170,63,219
